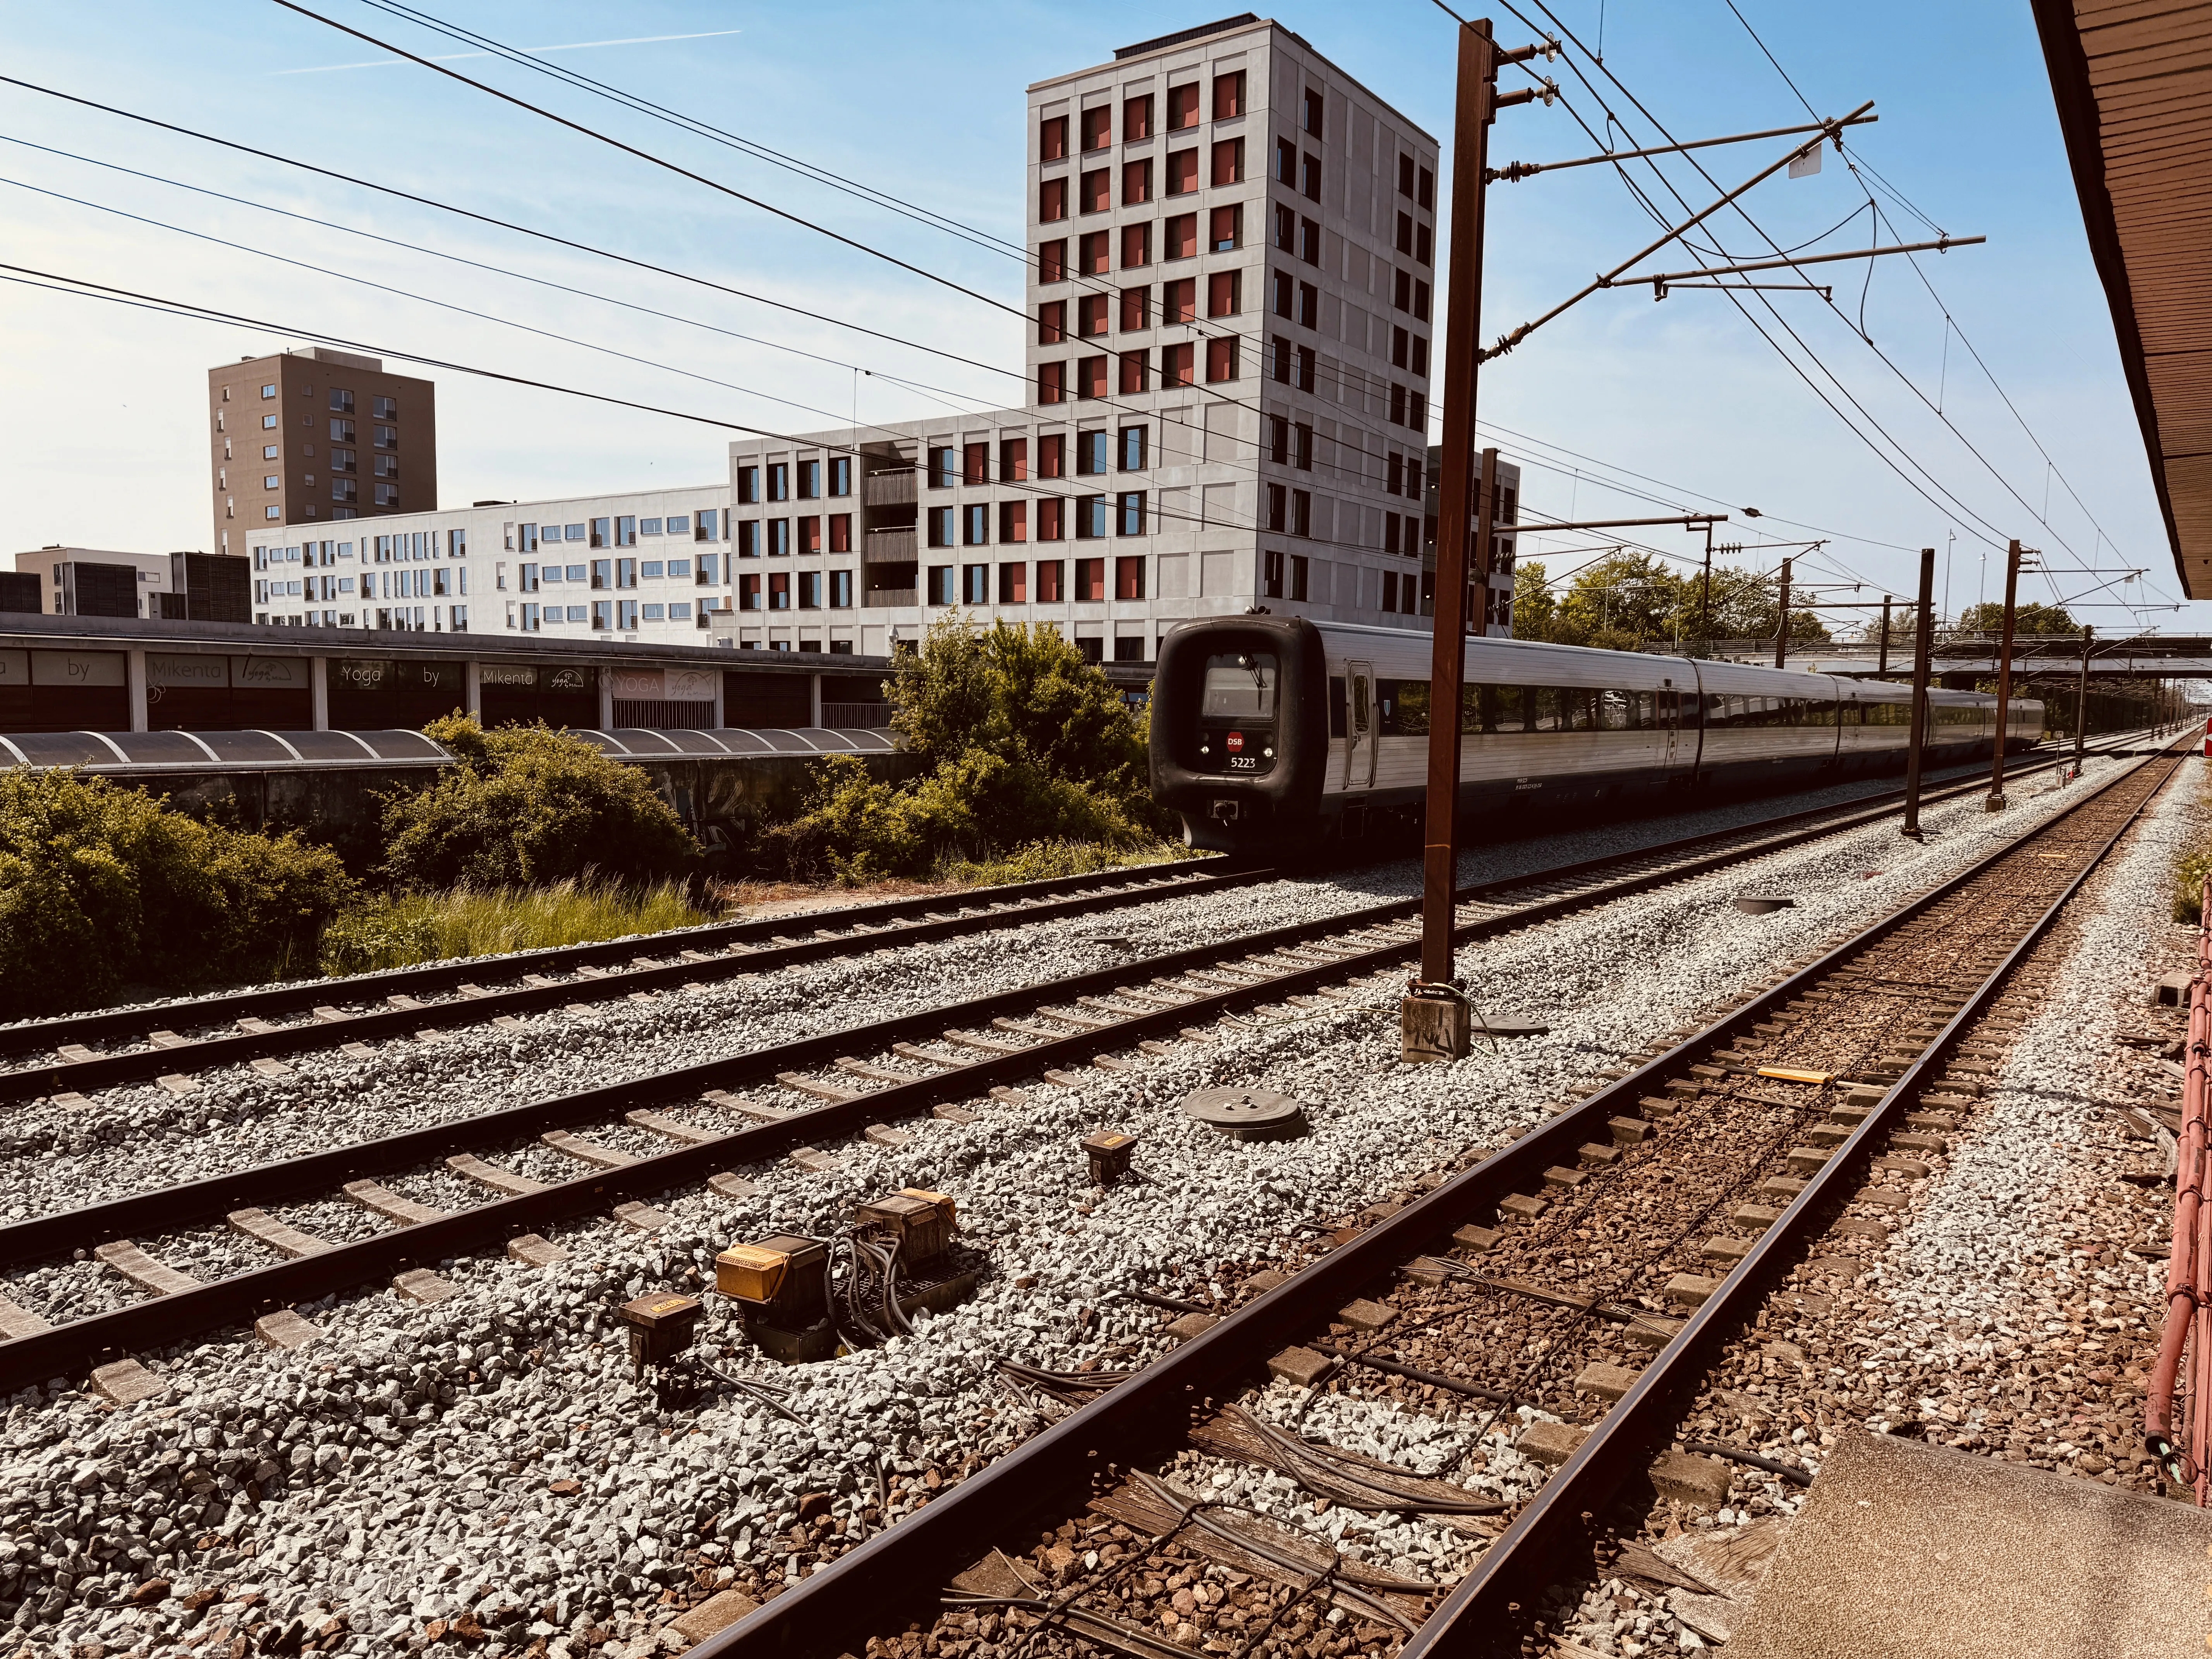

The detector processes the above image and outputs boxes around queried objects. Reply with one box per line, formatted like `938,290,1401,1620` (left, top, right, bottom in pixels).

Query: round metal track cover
1180,1086,1309,1142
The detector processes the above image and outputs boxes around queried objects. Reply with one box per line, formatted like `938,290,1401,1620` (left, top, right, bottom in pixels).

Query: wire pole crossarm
1516,513,1727,533
1481,100,1875,361
1643,235,1986,293
1489,110,1879,183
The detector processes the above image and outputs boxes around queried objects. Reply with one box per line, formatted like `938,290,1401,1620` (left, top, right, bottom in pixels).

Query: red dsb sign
1226,730,1244,752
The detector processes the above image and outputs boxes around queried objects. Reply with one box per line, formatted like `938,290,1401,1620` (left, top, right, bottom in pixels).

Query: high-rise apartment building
208,348,437,557
249,17,1523,652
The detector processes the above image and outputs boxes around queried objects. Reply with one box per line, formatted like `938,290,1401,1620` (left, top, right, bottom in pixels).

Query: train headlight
1199,744,1211,755
1263,747,1274,758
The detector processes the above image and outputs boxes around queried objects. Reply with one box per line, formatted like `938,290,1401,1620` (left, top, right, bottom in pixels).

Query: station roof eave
2034,0,2212,599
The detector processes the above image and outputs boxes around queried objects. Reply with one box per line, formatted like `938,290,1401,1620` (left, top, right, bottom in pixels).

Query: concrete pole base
1401,994,1471,1063
1985,793,2008,813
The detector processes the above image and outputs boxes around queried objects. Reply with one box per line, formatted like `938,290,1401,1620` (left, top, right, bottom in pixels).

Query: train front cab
1151,617,1329,852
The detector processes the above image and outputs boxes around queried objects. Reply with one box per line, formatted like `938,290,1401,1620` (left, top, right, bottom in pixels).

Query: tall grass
937,839,1204,888
319,878,709,974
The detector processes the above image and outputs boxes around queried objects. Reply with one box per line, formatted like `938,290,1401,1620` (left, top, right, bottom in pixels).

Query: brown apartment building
208,348,437,556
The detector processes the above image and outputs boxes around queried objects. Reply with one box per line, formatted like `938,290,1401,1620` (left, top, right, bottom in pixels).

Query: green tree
760,617,1166,883
1953,600,2078,636
380,717,699,889
1511,561,1557,641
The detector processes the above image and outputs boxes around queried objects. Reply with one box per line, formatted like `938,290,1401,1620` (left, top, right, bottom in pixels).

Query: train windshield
1201,653,1278,718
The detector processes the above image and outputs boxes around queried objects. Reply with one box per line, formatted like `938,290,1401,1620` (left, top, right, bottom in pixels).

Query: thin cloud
273,28,742,75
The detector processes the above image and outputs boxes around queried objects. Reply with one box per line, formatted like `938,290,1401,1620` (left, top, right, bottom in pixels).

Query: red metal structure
2147,872,2212,1499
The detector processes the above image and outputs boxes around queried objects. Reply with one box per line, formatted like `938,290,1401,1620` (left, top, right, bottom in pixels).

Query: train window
1328,676,1345,738
1202,652,1276,718
1377,679,1429,734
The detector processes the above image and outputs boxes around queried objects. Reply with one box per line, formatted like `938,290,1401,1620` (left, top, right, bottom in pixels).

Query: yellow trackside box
715,1234,826,1314
853,1189,958,1266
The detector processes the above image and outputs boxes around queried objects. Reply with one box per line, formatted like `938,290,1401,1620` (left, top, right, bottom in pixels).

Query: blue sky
0,0,2196,633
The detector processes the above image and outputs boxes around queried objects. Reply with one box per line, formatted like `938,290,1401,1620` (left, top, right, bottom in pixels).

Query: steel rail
0,740,2105,1274
1400,744,2186,1654
693,738,2181,1659
0,743,2115,1384
0,863,1268,1101
0,740,2120,1104
0,859,1262,1061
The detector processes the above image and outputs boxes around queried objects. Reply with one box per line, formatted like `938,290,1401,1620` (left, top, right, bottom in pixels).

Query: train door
1659,680,1681,773
1343,660,1376,789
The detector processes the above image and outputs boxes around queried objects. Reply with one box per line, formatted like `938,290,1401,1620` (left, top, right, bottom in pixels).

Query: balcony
863,468,916,507
864,526,918,562
862,588,918,609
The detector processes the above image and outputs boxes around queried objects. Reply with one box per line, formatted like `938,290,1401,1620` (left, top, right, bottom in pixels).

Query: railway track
684,737,2186,1659
0,741,2123,1108
0,739,2147,1391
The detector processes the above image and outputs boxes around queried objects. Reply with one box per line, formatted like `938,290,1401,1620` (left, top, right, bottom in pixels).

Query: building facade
247,17,1521,653
209,348,438,557
12,547,176,619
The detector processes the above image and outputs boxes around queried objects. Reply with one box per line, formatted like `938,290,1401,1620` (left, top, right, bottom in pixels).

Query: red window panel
1039,239,1067,283
799,514,821,553
1078,293,1110,337
1039,433,1065,478
828,512,852,553
1164,214,1197,260
1038,300,1066,344
1211,137,1243,187
1123,158,1152,205
1075,557,1106,601
1038,361,1066,405
1207,270,1240,317
1119,350,1150,395
1082,106,1111,151
1209,204,1242,251
1001,438,1029,482
1161,343,1195,387
1205,337,1239,383
999,560,1029,603
1078,355,1108,399
963,442,989,485
1120,286,1150,330
1040,115,1068,160
1114,556,1145,601
1124,95,1153,141
1036,558,1065,599
1080,231,1111,275
1000,501,1029,543
1212,70,1245,119
739,573,762,609
1039,176,1067,222
1168,83,1200,131
1163,278,1197,325
1121,222,1151,268
769,570,790,608
1081,168,1110,213
1037,502,1065,543
1166,148,1198,196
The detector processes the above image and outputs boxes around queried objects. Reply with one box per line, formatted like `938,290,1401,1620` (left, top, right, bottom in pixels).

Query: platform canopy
2036,0,2212,598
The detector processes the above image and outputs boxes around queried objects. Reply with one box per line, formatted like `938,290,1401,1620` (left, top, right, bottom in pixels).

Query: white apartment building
249,15,1520,654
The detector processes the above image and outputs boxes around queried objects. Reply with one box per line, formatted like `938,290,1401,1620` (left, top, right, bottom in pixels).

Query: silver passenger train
1150,617,2043,853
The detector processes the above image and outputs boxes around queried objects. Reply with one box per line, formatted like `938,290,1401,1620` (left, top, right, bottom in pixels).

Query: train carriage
1150,617,2040,852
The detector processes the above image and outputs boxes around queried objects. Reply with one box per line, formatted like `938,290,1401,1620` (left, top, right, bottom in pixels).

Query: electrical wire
267,0,1033,323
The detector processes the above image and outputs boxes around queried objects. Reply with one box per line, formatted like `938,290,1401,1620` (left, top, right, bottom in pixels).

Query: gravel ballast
0,752,2153,1658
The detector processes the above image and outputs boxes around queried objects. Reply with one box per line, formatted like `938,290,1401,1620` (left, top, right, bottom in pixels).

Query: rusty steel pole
1901,548,1935,839
1987,539,2022,810
1406,17,1501,1064
2073,624,2093,777
1773,557,1792,669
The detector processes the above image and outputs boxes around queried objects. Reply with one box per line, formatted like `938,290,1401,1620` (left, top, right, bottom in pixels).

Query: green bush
2177,845,2212,925
380,716,699,889
755,620,1173,885
0,768,354,1016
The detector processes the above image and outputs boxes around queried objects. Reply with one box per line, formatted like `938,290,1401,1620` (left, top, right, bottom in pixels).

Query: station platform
1726,1429,2212,1657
